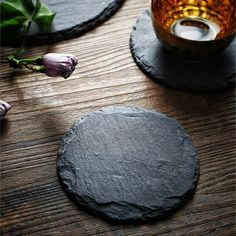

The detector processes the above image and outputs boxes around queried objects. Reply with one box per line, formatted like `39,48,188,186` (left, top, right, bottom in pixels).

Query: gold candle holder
151,0,236,58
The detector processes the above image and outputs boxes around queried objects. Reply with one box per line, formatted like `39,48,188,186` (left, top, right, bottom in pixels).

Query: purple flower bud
0,100,11,119
42,53,78,79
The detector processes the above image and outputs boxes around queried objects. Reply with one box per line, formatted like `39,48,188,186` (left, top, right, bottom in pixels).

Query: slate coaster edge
130,10,236,93
2,0,125,46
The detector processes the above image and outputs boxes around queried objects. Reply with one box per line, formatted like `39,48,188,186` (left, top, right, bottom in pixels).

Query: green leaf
20,0,34,12
0,16,27,29
33,0,55,33
0,0,55,35
0,0,31,20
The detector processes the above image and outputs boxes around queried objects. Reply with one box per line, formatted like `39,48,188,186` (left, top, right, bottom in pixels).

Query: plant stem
16,5,38,55
18,57,42,64
17,20,33,54
24,64,45,72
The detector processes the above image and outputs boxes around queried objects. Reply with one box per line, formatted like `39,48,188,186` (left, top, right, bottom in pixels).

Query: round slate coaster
57,107,199,222
1,0,124,46
130,11,236,92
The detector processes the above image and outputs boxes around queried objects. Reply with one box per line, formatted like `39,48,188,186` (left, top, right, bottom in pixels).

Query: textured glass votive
151,0,236,58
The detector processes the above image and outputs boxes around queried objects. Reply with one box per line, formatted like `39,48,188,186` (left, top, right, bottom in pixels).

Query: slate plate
1,0,124,46
57,106,199,223
130,11,236,92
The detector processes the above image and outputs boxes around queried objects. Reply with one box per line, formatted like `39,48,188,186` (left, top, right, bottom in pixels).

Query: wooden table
1,0,235,235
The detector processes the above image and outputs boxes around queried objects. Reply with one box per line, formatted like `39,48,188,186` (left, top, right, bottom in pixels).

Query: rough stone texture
130,11,236,92
1,0,124,46
57,106,199,222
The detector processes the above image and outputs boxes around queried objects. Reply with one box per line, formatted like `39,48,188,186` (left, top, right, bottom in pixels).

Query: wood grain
1,0,235,235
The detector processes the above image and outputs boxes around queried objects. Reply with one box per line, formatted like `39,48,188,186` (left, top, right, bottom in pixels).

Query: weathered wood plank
1,0,235,235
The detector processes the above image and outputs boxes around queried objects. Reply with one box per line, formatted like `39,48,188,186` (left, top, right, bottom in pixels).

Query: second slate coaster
130,11,236,92
57,107,199,222
1,0,124,46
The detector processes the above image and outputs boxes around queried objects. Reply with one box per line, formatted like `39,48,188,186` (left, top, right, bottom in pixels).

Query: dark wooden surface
1,0,235,235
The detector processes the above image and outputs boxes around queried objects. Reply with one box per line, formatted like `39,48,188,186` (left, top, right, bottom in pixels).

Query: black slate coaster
1,0,124,46
57,107,199,223
130,11,236,92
